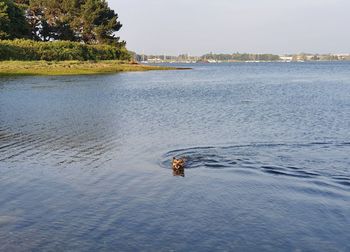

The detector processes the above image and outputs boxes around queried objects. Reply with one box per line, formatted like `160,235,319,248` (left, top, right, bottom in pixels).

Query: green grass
0,60,185,76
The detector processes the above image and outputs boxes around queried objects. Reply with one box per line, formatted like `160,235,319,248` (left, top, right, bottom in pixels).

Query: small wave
161,142,350,186
0,128,119,169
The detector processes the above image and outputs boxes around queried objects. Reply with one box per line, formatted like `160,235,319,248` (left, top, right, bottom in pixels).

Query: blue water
0,62,349,251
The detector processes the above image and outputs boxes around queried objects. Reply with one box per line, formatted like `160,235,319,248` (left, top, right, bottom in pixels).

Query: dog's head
172,157,185,170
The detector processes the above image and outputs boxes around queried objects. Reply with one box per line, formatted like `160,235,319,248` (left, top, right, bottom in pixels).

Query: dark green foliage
79,0,122,45
0,39,131,60
0,0,30,39
0,0,128,61
2,0,124,44
17,0,123,45
0,2,8,38
26,0,81,41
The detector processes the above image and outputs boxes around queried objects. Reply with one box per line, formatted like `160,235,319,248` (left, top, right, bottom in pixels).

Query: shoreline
0,60,189,76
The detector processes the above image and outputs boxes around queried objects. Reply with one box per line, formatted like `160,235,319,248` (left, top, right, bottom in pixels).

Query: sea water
0,62,349,251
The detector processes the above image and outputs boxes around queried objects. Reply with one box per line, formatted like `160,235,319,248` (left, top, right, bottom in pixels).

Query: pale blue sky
109,0,350,55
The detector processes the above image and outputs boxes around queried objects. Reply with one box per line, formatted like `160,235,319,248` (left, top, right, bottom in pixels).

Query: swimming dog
172,157,186,177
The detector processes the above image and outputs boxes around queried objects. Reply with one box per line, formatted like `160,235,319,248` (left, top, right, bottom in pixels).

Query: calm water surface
0,62,350,251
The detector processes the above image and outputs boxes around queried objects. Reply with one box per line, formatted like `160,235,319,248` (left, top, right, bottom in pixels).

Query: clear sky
109,0,350,56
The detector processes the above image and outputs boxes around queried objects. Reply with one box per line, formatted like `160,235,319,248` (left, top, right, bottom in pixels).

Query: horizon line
132,51,350,57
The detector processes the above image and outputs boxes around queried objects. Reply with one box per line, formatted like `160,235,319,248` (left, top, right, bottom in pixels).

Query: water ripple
161,142,350,186
0,127,120,169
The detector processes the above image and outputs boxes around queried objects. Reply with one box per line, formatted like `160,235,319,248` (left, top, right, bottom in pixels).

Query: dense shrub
0,39,131,61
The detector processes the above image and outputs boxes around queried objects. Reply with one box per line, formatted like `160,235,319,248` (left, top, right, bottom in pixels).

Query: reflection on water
1,62,350,251
173,167,185,177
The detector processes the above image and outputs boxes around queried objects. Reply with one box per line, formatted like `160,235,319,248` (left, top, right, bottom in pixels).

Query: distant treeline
134,53,281,62
202,53,280,61
137,52,350,63
0,0,130,61
0,39,130,61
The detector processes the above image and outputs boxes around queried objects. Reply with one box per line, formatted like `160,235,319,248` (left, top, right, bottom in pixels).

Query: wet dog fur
172,157,186,170
172,157,186,177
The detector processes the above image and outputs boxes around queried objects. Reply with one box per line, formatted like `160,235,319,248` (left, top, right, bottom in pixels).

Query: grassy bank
0,60,182,76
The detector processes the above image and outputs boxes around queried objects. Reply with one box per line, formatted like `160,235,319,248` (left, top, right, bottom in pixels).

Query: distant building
279,56,293,62
335,54,350,60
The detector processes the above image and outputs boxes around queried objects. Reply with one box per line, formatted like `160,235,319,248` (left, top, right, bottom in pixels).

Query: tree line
0,0,124,47
202,53,280,61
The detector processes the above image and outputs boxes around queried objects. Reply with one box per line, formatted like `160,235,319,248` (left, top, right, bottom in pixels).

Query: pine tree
79,0,122,45
0,0,30,39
